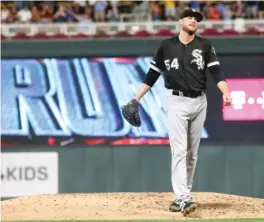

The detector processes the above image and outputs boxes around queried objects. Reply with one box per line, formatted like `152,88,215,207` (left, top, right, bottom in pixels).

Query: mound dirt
2,192,264,221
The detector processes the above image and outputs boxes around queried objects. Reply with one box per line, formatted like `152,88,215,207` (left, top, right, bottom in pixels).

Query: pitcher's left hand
223,93,232,106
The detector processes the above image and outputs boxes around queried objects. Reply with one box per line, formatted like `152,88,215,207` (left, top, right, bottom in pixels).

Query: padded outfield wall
1,36,264,199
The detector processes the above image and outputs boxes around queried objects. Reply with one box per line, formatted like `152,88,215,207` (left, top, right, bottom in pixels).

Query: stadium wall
1,37,264,199
1,145,264,198
2,36,264,57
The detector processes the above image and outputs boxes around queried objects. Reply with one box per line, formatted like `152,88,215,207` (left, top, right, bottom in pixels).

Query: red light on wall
48,137,56,146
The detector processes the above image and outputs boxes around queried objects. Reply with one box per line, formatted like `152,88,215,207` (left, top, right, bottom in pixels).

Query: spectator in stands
93,1,107,22
53,5,68,22
217,1,227,19
151,1,162,21
190,1,201,12
107,7,120,22
64,4,77,22
73,0,87,7
164,0,176,20
76,5,93,23
17,5,32,23
234,1,246,18
74,4,93,34
175,1,189,20
109,0,119,9
202,1,211,20
1,4,10,23
118,0,132,15
5,6,18,23
258,1,264,18
245,1,258,19
1,0,263,25
208,3,220,20
223,4,233,21
132,1,149,21
53,3,76,23
14,0,24,10
72,1,86,17
40,3,54,23
31,5,41,23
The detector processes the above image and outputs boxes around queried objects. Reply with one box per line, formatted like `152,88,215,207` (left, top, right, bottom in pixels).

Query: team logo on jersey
211,46,216,55
191,49,205,70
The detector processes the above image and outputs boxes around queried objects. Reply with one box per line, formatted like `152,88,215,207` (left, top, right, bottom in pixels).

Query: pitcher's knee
174,149,187,159
187,154,198,166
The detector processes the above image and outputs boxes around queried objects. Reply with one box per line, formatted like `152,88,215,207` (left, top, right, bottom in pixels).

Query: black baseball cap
179,9,203,22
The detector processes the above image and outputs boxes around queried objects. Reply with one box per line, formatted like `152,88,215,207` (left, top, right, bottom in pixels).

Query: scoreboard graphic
1,57,264,146
223,78,264,121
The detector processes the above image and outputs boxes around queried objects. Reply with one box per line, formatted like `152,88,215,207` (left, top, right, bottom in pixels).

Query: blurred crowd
1,1,264,24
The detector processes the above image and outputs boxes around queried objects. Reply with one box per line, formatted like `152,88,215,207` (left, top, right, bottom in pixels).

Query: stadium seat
133,30,152,37
1,34,6,40
154,28,174,37
93,32,111,38
11,32,30,40
199,28,220,36
243,27,261,35
115,30,132,38
50,33,68,39
70,33,90,39
33,32,49,39
220,29,240,36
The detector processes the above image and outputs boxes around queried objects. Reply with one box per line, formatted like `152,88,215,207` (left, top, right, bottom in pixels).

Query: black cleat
169,202,181,212
181,201,197,216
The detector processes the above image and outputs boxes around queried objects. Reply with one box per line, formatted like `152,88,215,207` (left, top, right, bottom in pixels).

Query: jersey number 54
164,58,179,71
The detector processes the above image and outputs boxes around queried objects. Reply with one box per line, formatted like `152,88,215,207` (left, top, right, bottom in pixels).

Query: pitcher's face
180,16,198,35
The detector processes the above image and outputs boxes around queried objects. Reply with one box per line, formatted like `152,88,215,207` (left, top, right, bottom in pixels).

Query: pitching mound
2,192,264,221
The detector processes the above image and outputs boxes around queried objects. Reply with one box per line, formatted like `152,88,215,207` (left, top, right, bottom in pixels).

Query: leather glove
121,99,141,127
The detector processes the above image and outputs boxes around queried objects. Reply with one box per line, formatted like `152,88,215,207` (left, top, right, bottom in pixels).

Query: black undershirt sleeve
206,41,226,84
208,65,226,84
143,68,161,87
143,41,165,87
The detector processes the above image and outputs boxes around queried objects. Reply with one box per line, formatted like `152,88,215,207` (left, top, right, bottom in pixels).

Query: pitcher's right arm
134,42,165,102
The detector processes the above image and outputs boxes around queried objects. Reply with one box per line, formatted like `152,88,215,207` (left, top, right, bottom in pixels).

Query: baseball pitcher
121,9,232,215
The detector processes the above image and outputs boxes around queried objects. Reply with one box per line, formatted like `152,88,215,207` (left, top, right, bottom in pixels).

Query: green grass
4,219,264,222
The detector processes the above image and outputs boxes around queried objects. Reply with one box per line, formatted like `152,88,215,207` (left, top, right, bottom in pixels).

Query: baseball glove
121,99,141,127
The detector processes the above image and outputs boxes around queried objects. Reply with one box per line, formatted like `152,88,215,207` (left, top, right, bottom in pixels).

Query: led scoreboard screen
223,79,264,121
1,56,264,146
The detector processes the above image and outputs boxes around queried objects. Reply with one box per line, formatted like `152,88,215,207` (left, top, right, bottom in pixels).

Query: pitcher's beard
182,26,197,36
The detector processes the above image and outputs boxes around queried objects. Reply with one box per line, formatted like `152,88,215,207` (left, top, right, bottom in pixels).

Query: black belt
172,90,203,98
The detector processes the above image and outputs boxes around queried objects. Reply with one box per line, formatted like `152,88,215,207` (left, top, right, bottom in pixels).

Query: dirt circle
2,192,264,221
